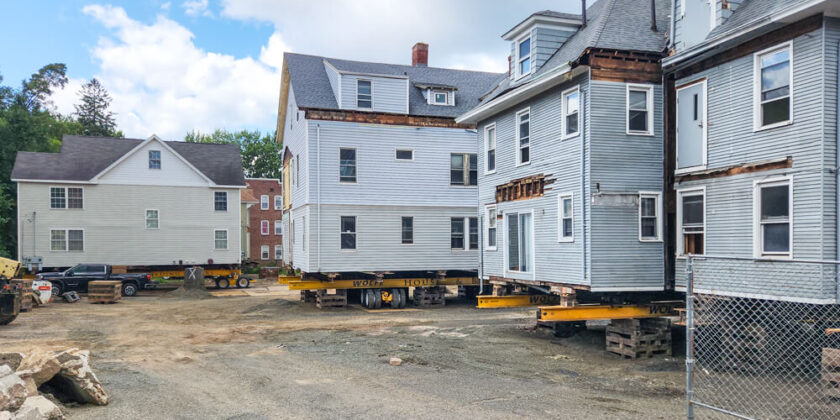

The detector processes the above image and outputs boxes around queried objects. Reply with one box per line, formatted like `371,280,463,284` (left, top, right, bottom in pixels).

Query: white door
676,81,707,171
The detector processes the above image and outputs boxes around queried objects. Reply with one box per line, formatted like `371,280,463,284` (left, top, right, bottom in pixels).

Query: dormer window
432,90,449,105
357,80,372,109
149,150,161,169
517,37,531,78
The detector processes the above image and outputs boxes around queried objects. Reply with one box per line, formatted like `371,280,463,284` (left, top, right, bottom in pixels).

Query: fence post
686,254,695,420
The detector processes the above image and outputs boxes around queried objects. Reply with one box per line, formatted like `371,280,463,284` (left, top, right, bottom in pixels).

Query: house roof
478,0,671,105
706,0,797,39
241,188,259,204
11,135,246,186
284,52,502,118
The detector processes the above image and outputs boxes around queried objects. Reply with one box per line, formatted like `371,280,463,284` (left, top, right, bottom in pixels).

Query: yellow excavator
0,257,22,325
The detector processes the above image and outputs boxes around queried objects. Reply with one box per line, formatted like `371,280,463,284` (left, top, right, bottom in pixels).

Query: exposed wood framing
669,14,822,80
495,174,553,203
275,63,291,145
488,276,591,292
304,109,476,129
581,48,664,84
675,157,793,183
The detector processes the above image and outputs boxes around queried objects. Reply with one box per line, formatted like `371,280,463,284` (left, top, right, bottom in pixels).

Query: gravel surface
1,283,685,419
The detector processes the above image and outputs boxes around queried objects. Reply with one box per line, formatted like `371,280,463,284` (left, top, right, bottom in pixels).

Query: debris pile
0,349,108,419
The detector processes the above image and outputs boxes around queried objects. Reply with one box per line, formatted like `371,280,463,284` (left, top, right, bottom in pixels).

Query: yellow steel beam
277,275,299,285
287,277,479,290
150,269,241,278
537,301,681,322
477,294,566,308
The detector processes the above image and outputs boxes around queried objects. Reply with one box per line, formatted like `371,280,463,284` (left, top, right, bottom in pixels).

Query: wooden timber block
10,279,33,312
111,265,128,274
823,348,840,398
606,318,672,359
87,281,121,304
315,289,346,309
413,287,445,307
300,290,317,304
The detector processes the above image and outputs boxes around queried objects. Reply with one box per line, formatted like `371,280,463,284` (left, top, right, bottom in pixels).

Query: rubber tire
360,289,367,307
399,289,407,309
51,282,63,297
121,282,138,297
364,290,376,309
214,278,221,289
390,288,401,309
374,289,382,309
236,276,250,289
218,277,230,289
0,314,17,326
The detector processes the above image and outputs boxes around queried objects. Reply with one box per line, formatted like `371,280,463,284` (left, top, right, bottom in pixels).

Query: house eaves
502,13,582,40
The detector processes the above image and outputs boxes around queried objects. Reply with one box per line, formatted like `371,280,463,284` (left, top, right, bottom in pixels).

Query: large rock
48,349,107,406
0,366,26,412
13,396,63,420
15,353,60,388
0,411,12,420
0,355,23,372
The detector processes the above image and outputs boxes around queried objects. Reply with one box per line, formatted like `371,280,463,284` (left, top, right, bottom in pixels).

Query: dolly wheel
218,277,230,289
399,289,407,308
373,289,382,309
364,289,376,309
236,276,250,289
390,288,401,309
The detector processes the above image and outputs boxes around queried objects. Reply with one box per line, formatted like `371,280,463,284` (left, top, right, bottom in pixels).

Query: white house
12,134,246,270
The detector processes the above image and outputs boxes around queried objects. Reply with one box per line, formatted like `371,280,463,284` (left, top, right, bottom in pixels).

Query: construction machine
0,257,22,325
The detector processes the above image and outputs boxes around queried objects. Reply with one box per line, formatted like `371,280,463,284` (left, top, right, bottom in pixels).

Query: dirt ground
1,283,686,419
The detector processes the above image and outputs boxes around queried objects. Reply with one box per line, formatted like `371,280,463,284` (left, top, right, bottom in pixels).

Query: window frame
516,34,531,79
504,210,535,277
485,205,497,251
274,245,282,260
260,245,270,261
149,150,161,169
676,187,706,258
260,220,269,236
274,220,282,236
401,216,414,245
638,191,663,242
260,195,269,210
214,191,228,212
449,153,477,187
339,147,357,184
450,217,466,250
468,216,479,250
214,229,228,250
484,123,496,174
753,175,793,259
49,186,84,210
626,84,655,136
515,107,531,166
557,193,574,243
753,41,793,131
561,86,581,139
145,209,160,230
274,195,282,210
340,216,357,251
431,90,450,106
395,148,414,161
51,228,84,252
356,79,373,110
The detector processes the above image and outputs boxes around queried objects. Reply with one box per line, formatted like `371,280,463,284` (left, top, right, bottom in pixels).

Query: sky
0,1,586,140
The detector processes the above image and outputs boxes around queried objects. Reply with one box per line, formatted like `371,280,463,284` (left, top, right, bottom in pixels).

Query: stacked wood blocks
413,286,445,307
606,318,672,359
87,281,122,304
315,290,346,309
9,279,33,312
822,347,840,399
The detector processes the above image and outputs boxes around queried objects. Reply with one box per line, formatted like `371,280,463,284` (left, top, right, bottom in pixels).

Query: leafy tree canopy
74,78,121,137
185,129,282,179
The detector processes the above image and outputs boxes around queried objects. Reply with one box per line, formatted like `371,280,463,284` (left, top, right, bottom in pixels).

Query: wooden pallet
300,290,317,304
88,281,121,304
606,318,672,359
9,279,33,312
315,290,346,309
822,348,840,399
413,287,445,307
718,323,774,373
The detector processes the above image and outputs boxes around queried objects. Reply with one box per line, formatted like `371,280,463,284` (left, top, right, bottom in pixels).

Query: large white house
12,135,246,270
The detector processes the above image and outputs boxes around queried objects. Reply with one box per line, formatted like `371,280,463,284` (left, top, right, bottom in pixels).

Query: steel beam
537,301,681,322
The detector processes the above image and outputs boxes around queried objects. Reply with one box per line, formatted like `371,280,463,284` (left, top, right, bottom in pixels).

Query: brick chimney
412,42,428,67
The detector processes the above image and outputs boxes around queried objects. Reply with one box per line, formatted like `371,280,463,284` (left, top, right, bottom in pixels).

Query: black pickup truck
35,264,156,297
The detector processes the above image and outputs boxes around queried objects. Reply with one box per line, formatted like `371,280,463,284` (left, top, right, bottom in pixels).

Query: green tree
74,78,120,137
185,129,282,179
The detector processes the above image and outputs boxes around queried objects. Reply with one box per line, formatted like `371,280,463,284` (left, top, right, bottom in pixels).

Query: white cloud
51,4,286,139
161,2,171,11
182,0,210,17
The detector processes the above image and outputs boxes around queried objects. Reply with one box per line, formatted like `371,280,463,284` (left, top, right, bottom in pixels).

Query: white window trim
260,245,270,261
484,123,497,175
675,79,708,174
449,153,477,187
515,107,531,166
148,150,162,169
214,229,229,250
676,187,706,258
339,147,358,184
638,191,663,242
49,186,84,210
394,148,414,161
214,191,228,212
753,41,794,132
484,205,497,251
515,33,532,80
431,90,452,106
753,175,793,259
260,220,269,236
626,84,655,136
50,228,85,252
339,215,357,252
557,193,574,243
274,220,282,236
356,79,373,110
145,209,160,230
260,195,269,210
503,209,536,279
451,217,467,251
400,216,414,245
274,195,282,210
274,245,282,260
561,85,581,140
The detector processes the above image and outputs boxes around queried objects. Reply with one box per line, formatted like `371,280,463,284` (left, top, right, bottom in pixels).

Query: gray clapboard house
665,0,840,303
456,1,672,296
12,135,246,270
275,46,501,277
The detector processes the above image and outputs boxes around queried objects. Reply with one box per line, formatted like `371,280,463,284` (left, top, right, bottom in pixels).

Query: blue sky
0,1,585,139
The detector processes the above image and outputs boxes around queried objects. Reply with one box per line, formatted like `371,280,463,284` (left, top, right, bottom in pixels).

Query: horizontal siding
288,206,310,272
533,27,575,73
285,85,308,211
340,74,407,114
324,62,340,101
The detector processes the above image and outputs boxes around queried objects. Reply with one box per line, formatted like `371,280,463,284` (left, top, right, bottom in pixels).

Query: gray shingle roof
11,135,246,186
479,0,671,105
706,0,801,39
284,52,502,118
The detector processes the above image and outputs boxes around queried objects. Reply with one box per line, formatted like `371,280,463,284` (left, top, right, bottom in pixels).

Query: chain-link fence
686,255,840,419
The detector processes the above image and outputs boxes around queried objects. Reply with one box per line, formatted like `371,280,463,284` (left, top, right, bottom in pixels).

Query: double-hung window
145,209,159,229
149,150,161,169
558,194,573,242
755,43,792,129
517,37,531,77
274,195,282,210
214,230,228,250
357,80,372,109
507,212,532,273
639,193,662,241
401,216,413,244
516,109,530,165
484,124,496,173
678,189,705,256
627,85,653,135
275,220,282,235
274,245,282,260
214,191,228,211
340,148,357,183
261,220,269,236
468,217,478,250
261,195,269,210
340,216,356,250
450,153,477,186
51,229,84,252
450,218,465,249
563,87,580,138
261,245,270,260
485,205,497,250
755,178,792,257
50,187,83,209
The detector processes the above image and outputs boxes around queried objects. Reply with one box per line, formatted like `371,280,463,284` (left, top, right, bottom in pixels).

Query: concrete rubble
0,348,107,419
